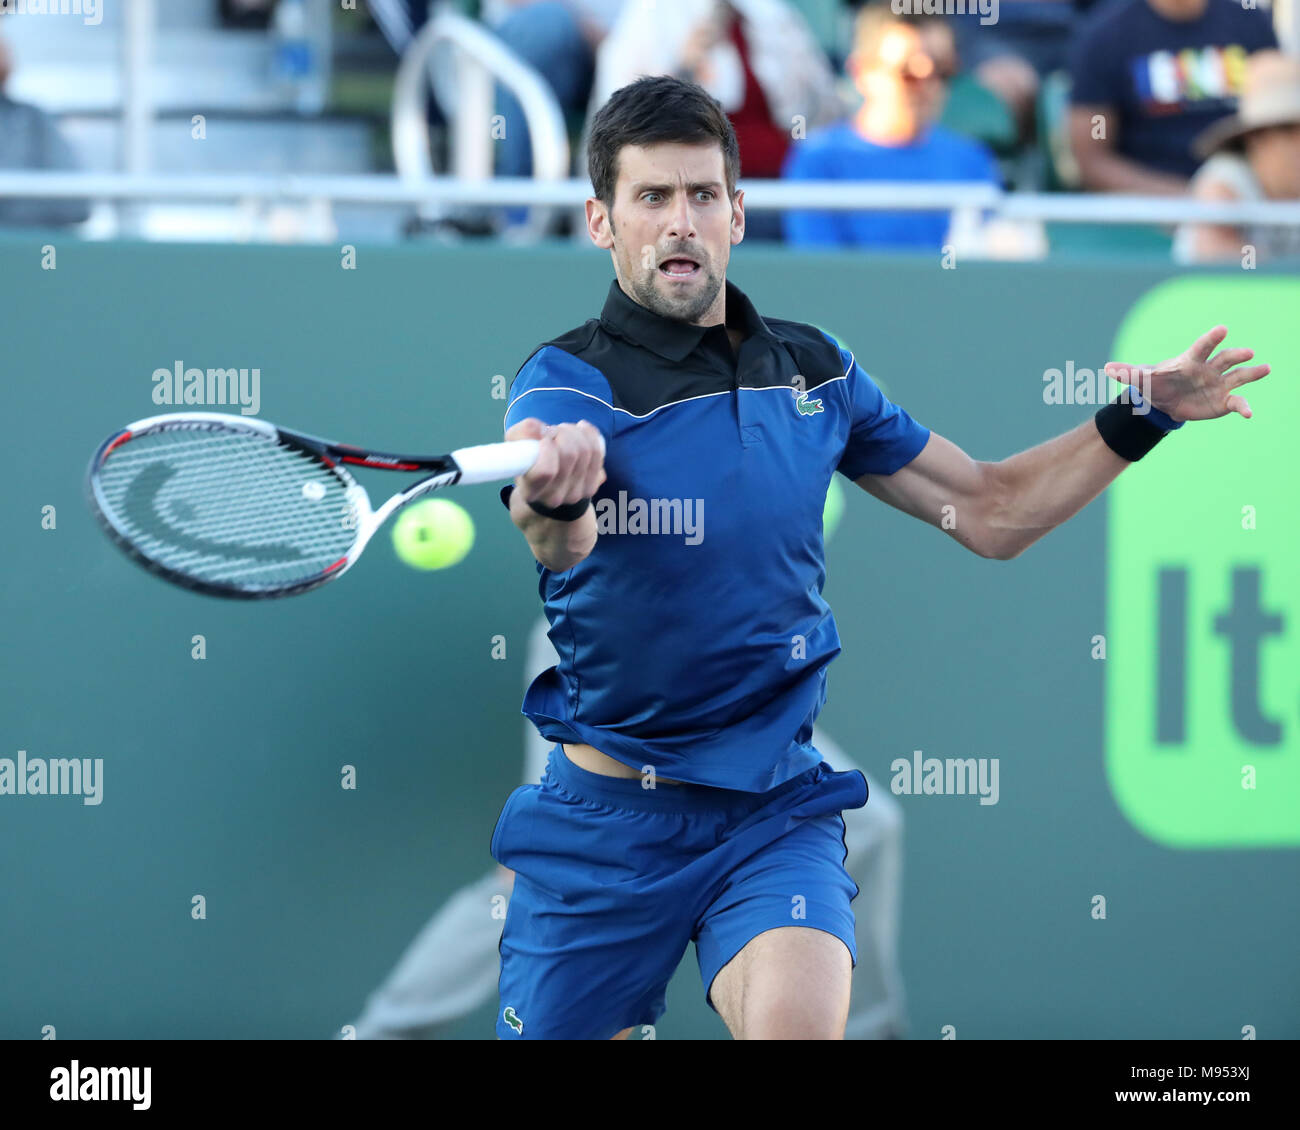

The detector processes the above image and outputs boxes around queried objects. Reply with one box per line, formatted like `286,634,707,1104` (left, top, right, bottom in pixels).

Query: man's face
586,141,744,326
855,23,956,130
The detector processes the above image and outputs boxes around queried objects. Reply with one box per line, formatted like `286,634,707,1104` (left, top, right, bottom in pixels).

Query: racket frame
87,411,532,600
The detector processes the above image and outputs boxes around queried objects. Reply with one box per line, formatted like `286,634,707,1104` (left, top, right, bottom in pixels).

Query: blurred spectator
367,1,624,232
366,0,451,184
367,0,432,53
587,0,843,241
946,0,1078,142
1174,49,1300,262
782,4,999,250
1067,0,1277,195
487,1,628,228
0,37,90,229
218,0,277,30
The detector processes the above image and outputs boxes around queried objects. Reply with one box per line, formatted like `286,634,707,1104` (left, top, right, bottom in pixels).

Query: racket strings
95,428,359,589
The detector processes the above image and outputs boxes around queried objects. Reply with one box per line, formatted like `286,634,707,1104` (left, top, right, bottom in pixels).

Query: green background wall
1,236,1295,1039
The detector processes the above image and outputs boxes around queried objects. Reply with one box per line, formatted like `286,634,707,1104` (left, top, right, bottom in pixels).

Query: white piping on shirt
505,353,854,421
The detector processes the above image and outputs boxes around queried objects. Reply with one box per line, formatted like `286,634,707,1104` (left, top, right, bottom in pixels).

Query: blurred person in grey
349,615,908,1040
481,0,629,230
0,37,90,228
369,1,628,231
1175,50,1300,263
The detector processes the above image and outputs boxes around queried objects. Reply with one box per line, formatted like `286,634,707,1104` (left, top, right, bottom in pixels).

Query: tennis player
495,75,1269,1040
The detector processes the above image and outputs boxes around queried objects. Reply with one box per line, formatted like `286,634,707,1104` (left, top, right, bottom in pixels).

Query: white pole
120,0,156,236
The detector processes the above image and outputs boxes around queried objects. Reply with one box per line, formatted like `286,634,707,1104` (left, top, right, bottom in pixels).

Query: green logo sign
1106,276,1299,848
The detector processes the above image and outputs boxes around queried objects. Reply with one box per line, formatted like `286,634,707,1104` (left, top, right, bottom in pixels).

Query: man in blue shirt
781,5,999,250
494,74,1269,1040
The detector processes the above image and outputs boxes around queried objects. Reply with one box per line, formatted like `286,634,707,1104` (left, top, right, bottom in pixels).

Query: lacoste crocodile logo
794,390,824,416
503,1007,524,1034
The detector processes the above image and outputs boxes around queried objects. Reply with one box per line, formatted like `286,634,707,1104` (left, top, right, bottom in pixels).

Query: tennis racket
87,411,540,599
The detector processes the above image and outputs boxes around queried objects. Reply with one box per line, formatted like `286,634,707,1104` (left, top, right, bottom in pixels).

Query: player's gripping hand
504,418,606,571
507,417,606,510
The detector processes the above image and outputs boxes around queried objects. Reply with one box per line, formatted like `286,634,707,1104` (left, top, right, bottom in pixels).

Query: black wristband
527,496,591,521
1094,392,1170,462
499,484,591,521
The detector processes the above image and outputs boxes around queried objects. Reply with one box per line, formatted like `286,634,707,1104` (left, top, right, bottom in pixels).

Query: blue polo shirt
503,278,930,792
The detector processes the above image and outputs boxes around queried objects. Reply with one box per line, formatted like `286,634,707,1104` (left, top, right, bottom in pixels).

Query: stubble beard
610,218,724,325
622,255,723,325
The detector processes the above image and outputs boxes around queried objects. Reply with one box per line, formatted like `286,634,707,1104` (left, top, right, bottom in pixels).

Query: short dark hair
586,75,741,209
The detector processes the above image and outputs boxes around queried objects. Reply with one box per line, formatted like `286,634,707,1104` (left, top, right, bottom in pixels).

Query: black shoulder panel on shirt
540,320,727,416
510,319,604,393
760,318,852,393
538,318,604,365
521,312,851,417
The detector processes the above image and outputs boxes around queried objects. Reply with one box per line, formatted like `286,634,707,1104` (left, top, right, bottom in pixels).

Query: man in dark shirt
1068,0,1277,194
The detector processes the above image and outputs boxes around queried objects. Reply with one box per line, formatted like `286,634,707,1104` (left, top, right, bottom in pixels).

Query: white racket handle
452,439,541,484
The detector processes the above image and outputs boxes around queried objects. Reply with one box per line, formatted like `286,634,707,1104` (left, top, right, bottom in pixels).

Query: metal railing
390,5,569,238
1,172,1299,228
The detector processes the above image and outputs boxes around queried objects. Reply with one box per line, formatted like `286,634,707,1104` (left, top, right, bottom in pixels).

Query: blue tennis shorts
490,743,869,1039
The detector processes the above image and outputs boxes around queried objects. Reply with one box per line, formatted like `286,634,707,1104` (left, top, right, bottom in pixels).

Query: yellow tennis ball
391,498,475,570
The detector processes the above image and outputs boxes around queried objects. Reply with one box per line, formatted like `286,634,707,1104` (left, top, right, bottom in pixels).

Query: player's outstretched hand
506,417,607,511
1104,325,1271,422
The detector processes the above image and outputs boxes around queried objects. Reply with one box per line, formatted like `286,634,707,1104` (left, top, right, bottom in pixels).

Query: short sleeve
833,344,931,480
504,345,616,446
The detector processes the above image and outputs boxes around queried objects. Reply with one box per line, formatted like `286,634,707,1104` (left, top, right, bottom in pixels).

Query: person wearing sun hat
1174,50,1300,263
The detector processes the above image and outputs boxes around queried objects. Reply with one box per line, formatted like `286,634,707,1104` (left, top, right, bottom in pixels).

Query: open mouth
658,257,701,280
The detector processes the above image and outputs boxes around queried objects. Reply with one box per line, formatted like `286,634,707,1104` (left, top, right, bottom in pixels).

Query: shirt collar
599,276,772,362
